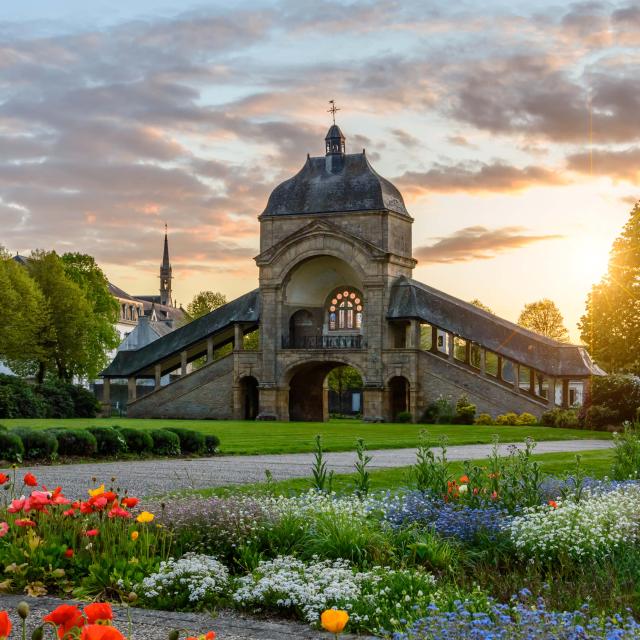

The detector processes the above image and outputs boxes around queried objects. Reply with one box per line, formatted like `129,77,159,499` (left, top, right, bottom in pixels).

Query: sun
569,235,610,286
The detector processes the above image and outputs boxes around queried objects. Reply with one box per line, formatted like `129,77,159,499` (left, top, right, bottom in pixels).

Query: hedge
164,427,206,454
150,429,181,456
88,427,128,457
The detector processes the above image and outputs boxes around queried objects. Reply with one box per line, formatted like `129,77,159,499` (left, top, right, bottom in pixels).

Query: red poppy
23,472,38,487
459,475,470,483
121,497,139,509
80,625,124,639
102,491,118,503
15,519,36,527
64,548,74,558
8,498,27,513
44,604,85,638
63,508,77,517
548,500,558,509
84,603,113,625
0,474,9,485
108,505,131,519
0,610,11,639
85,529,99,537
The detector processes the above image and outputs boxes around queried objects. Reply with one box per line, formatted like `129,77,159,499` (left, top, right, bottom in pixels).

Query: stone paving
14,439,613,498
0,595,370,639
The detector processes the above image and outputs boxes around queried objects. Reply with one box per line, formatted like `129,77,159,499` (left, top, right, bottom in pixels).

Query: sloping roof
102,289,260,377
108,282,139,302
388,277,604,377
261,152,408,217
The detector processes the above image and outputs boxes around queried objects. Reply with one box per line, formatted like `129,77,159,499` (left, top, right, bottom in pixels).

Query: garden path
0,594,370,639
16,439,613,498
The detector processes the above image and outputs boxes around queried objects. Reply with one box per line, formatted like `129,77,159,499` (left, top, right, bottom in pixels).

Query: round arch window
328,288,363,330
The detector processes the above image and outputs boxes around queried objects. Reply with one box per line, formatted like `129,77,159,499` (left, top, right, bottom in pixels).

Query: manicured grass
199,448,616,498
0,417,611,455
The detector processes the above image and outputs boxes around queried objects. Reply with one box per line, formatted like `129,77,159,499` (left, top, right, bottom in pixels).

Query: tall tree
518,299,570,343
579,202,640,372
185,291,227,321
469,299,494,314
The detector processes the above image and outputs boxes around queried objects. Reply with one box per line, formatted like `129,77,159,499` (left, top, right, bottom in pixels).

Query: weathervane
327,99,340,124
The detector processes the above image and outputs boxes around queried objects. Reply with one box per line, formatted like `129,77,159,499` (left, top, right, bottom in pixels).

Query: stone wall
127,354,234,419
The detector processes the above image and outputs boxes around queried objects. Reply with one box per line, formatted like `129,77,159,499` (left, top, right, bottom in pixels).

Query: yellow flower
131,531,139,541
136,511,154,524
88,484,105,498
320,609,349,635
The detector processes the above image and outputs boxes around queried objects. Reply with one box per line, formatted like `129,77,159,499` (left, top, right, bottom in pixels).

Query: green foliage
0,429,24,462
13,428,58,460
495,412,519,425
469,299,494,314
353,438,371,496
583,404,618,429
611,423,640,480
327,366,363,415
582,374,640,425
396,410,413,423
37,382,75,418
407,528,459,572
516,412,538,426
453,395,476,425
88,426,128,456
475,413,494,425
150,429,181,456
67,384,101,418
0,375,46,418
118,427,154,454
580,202,640,372
420,395,454,424
517,298,570,342
165,427,206,454
204,434,221,454
49,428,98,457
185,290,227,321
413,431,450,495
311,434,331,492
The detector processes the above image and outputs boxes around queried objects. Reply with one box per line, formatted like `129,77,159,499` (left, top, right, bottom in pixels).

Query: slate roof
108,282,139,302
102,289,260,377
388,277,605,377
261,152,409,217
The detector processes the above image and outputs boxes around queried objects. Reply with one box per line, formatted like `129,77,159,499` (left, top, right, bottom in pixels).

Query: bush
204,434,221,454
452,395,476,425
474,413,493,425
118,427,154,454
540,408,561,427
554,409,579,428
612,424,640,480
495,412,518,426
165,427,206,455
419,396,454,424
150,429,181,456
48,428,98,457
67,385,101,418
588,374,640,424
0,429,25,462
0,375,45,418
37,382,75,418
583,404,618,430
396,411,413,423
88,427,127,456
13,428,58,460
516,412,538,426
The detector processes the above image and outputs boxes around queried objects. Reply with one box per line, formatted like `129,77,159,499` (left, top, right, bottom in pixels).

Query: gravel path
0,595,369,640
12,439,613,498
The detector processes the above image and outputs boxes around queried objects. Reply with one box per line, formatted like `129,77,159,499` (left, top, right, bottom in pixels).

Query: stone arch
388,375,410,420
288,309,317,348
239,375,259,420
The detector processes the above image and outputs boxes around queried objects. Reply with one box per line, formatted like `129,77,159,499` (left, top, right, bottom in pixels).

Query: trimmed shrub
516,412,538,426
49,429,98,457
204,434,221,454
13,428,58,460
0,429,25,462
495,412,518,426
583,404,618,430
541,408,563,427
118,427,154,454
452,395,476,425
150,429,181,456
88,427,127,457
419,396,454,424
474,413,493,425
165,427,206,454
396,411,413,423
555,409,579,428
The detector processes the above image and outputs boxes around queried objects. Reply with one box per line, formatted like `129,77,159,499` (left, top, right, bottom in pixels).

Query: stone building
101,124,604,421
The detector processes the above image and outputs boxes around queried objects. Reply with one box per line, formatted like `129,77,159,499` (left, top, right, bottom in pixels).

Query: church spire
325,99,345,156
160,223,173,307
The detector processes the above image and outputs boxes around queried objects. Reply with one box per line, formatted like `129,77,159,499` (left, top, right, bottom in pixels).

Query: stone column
234,323,244,351
257,384,279,421
407,319,420,349
127,377,137,402
548,378,556,406
207,337,214,362
180,350,187,376
363,384,384,422
431,325,438,353
479,349,486,375
232,384,243,420
447,333,454,360
103,378,111,405
530,370,536,395
465,341,471,365
496,356,503,381
513,363,520,392
322,380,330,422
562,379,570,408
154,364,161,391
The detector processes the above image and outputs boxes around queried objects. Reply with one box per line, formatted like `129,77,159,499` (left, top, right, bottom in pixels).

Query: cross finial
327,99,340,124
164,222,168,234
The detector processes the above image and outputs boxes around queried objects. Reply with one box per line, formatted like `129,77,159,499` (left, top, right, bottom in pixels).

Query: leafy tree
517,298,570,343
469,299,494,314
0,249,48,373
185,291,227,321
327,366,363,415
579,202,640,373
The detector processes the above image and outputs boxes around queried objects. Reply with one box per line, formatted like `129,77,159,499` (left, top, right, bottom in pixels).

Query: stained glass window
327,289,363,330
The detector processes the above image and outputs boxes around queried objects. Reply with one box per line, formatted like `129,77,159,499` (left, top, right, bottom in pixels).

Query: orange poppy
24,473,38,487
84,603,113,625
320,609,349,634
44,604,85,638
0,611,11,639
80,625,125,639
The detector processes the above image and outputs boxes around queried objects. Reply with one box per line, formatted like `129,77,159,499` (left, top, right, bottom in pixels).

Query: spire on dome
160,223,173,307
325,99,345,156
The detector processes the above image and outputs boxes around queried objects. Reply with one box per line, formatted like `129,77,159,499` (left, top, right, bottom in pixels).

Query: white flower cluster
233,555,368,623
509,485,640,560
262,491,372,521
141,553,229,603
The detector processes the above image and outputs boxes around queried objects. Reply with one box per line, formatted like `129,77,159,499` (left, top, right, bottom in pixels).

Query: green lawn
198,448,616,498
0,417,612,455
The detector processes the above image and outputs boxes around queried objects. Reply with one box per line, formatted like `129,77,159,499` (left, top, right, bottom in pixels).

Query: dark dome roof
325,124,345,140
261,152,409,217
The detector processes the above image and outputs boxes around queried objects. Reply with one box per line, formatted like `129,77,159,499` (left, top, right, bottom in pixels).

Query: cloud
396,160,565,195
566,147,640,181
391,128,421,148
415,226,563,263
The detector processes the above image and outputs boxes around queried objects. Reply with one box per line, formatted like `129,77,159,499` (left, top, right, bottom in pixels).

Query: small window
485,352,499,377
453,337,467,362
420,323,433,350
470,343,482,369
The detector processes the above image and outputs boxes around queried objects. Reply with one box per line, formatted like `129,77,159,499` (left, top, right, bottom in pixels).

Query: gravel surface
10,439,613,498
0,595,369,639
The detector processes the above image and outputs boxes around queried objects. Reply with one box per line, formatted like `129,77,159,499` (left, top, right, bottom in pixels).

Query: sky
0,0,638,341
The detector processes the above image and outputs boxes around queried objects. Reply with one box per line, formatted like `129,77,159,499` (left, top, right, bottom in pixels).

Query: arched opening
389,376,410,420
288,361,364,422
240,376,259,420
327,366,363,417
289,309,316,348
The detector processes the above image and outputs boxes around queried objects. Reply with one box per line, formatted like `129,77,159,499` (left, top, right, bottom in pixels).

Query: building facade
101,124,604,421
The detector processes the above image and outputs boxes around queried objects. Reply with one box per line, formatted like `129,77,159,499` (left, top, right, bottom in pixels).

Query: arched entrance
289,310,315,348
388,376,410,420
288,361,364,422
239,376,259,420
